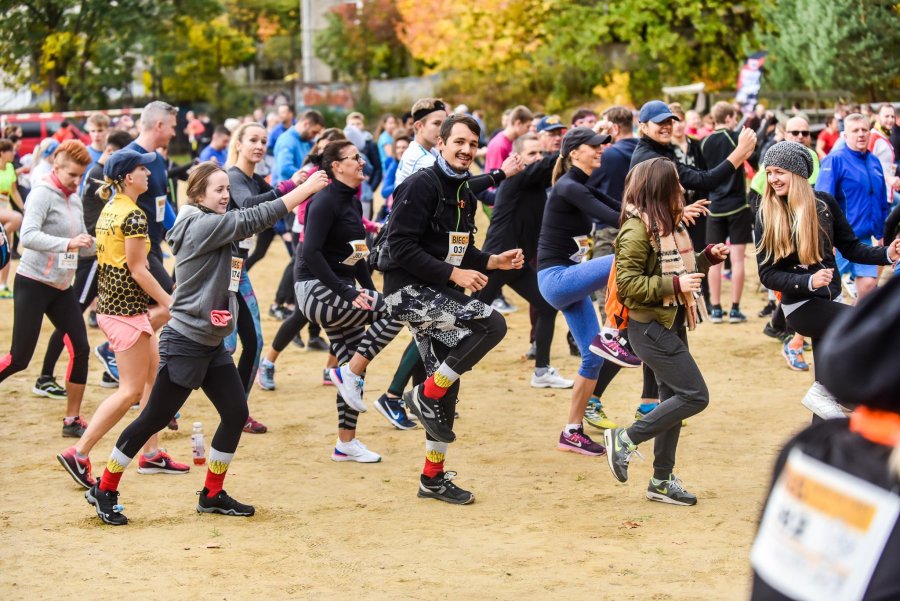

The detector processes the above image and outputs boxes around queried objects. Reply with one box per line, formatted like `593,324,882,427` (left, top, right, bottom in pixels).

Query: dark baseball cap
103,148,157,181
537,115,566,133
639,100,679,124
561,127,612,158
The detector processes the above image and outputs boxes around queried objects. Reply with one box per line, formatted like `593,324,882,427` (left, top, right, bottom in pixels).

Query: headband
413,102,446,122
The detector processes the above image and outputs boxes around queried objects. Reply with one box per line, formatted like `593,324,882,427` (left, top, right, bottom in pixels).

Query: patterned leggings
224,269,263,398
296,279,403,430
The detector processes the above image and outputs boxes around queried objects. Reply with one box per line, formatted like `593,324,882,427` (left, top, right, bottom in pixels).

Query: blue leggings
537,255,614,379
225,269,263,398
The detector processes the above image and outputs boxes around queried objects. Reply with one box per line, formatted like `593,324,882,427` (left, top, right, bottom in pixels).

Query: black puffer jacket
755,191,890,305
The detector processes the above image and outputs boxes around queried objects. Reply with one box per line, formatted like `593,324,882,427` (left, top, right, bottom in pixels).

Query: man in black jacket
384,115,524,505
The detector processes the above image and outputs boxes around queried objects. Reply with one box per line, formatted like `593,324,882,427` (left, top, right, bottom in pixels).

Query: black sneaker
603,427,642,483
268,304,287,321
762,322,785,340
292,334,305,349
757,301,776,318
33,375,67,399
307,336,330,351
100,372,118,389
374,394,417,430
566,331,580,357
418,471,475,505
646,474,697,506
62,416,88,438
728,308,748,323
85,483,128,525
402,385,455,443
197,488,255,516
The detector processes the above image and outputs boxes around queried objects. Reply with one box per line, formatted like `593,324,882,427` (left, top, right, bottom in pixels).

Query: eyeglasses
340,153,363,162
787,131,810,137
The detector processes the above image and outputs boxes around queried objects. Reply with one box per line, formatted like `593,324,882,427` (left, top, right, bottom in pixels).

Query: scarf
435,154,469,180
625,203,707,330
50,171,77,198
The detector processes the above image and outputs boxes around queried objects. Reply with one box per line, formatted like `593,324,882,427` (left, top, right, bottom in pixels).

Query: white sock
601,327,618,340
565,423,581,434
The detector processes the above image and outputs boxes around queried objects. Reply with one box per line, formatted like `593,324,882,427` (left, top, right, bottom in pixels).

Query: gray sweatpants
625,315,709,480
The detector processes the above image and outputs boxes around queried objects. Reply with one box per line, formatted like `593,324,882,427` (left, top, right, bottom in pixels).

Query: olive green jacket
614,217,712,329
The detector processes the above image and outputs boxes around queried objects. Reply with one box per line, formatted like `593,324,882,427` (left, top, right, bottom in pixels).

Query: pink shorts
98,313,154,352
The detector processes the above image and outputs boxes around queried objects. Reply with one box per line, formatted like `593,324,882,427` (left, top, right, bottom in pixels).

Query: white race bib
238,237,254,250
228,257,243,292
750,448,900,601
445,231,470,266
58,251,78,269
569,235,591,263
291,218,304,234
155,195,166,222
342,239,370,266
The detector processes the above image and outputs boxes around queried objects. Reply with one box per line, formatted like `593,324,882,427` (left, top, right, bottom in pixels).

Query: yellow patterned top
95,193,151,316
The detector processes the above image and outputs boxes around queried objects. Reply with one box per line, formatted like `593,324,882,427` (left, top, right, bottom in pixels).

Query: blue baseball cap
103,148,157,182
639,100,679,124
537,115,566,133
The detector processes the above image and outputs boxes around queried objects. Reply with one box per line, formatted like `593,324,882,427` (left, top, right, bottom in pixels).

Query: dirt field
0,228,814,600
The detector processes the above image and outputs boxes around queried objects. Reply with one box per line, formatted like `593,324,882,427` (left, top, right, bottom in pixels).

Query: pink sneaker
557,427,606,456
137,449,190,474
589,333,641,368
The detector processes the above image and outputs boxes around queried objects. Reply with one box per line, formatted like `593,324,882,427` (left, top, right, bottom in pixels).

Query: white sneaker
531,367,574,389
332,438,381,463
801,381,846,420
330,365,366,412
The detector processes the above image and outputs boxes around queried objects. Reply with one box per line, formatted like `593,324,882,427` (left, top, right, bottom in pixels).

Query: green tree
759,0,900,100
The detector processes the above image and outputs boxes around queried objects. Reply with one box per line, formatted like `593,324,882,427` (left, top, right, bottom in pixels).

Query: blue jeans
537,255,614,379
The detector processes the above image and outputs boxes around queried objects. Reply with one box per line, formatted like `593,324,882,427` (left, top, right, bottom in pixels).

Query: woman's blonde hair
551,154,570,186
757,171,822,265
226,122,267,168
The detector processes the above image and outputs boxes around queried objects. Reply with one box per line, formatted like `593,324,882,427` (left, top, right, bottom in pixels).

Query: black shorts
706,206,753,245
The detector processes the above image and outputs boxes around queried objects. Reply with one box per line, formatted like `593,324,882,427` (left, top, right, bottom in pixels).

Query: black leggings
473,263,556,368
784,299,850,367
275,261,294,306
0,274,89,385
387,340,426,397
42,256,98,378
115,363,248,458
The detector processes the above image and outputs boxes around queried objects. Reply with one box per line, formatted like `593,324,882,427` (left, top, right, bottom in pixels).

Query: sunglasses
787,130,810,137
340,153,362,162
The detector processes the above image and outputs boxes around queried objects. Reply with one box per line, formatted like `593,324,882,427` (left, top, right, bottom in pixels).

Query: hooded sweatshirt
18,180,94,289
165,199,288,346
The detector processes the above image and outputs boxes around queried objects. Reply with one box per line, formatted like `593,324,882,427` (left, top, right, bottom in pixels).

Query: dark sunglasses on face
341,153,362,162
787,130,810,137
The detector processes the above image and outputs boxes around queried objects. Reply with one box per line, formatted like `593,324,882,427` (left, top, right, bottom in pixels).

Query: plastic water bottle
191,422,206,465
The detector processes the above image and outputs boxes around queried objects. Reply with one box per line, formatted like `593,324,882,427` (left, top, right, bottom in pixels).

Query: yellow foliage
592,71,632,107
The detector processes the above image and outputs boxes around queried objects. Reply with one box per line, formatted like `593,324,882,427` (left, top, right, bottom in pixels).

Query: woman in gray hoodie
0,140,92,437
85,161,327,526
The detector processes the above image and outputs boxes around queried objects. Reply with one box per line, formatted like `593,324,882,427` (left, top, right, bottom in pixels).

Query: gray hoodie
18,181,94,290
165,198,288,346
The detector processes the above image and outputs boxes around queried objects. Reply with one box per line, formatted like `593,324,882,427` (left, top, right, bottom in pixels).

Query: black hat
561,127,611,158
103,148,157,182
817,276,900,412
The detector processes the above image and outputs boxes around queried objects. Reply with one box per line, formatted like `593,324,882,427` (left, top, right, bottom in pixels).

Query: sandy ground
0,219,816,600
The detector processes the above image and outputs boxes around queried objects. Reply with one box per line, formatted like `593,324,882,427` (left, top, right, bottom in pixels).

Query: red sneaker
243,416,268,434
137,449,190,474
56,446,96,489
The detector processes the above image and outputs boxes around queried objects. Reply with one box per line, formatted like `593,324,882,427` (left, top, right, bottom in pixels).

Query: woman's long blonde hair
757,171,823,265
226,122,266,168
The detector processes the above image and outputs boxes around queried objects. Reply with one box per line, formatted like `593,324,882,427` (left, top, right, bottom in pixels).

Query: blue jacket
816,146,889,240
272,127,313,186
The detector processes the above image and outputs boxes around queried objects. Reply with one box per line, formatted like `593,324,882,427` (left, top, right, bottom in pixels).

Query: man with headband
395,98,449,187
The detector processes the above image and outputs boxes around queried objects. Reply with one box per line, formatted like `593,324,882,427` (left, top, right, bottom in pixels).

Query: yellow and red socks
423,441,448,478
423,363,460,399
204,448,234,497
100,448,132,492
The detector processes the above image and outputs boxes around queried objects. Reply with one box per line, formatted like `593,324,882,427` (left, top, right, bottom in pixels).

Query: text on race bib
342,239,370,266
58,252,78,269
228,257,243,292
445,231,470,266
155,195,166,222
570,235,591,263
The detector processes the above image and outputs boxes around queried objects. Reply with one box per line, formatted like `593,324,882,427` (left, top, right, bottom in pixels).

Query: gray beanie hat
763,141,813,179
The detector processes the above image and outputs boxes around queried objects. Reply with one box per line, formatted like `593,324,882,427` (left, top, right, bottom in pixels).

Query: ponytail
96,176,123,201
551,154,570,186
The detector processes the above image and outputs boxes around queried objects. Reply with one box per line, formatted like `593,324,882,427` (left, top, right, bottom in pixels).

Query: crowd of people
0,94,897,570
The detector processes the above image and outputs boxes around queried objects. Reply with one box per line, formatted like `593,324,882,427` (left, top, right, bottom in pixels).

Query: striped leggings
296,279,403,430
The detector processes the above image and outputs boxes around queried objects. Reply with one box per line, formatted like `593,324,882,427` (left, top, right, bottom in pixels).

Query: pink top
485,132,513,173
295,166,378,243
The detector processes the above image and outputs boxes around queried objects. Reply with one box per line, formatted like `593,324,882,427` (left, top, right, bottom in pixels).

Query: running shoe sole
196,505,254,516
588,344,641,368
57,453,93,489
556,442,605,456
530,378,575,389
646,490,696,506
32,386,66,400
331,451,382,463
136,467,190,475
374,399,417,430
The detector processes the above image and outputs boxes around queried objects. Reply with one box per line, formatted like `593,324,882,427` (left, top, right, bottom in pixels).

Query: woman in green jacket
603,157,728,506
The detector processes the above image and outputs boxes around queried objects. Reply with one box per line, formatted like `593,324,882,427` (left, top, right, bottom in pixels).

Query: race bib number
155,195,166,222
58,251,78,269
342,239,370,266
569,235,591,263
750,448,900,601
445,231,470,266
228,257,243,292
238,237,254,250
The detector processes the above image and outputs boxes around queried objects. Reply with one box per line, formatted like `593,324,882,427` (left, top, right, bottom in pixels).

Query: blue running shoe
94,343,119,382
782,341,809,371
257,360,276,391
374,394,417,430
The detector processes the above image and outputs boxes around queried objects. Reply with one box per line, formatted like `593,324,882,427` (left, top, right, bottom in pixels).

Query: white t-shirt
395,140,438,188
